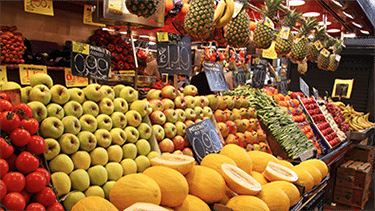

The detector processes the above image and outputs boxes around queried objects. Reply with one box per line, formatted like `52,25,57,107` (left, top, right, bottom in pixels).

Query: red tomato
25,172,46,193
0,138,14,159
9,128,31,147
26,202,46,211
0,99,13,112
0,111,20,133
0,159,9,178
15,151,39,174
0,180,7,200
35,187,56,207
35,168,50,185
27,136,46,155
2,192,26,211
5,153,17,172
20,189,31,204
0,92,10,101
46,202,64,211
2,172,25,192
19,118,39,135
13,103,33,120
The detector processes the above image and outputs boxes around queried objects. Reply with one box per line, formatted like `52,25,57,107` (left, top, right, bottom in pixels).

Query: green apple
29,73,53,88
113,84,126,98
62,116,81,135
79,114,98,132
63,191,86,211
135,155,150,173
43,138,60,160
40,117,64,139
94,129,112,148
137,123,152,140
88,165,108,186
106,145,123,162
159,138,175,153
175,121,187,136
28,101,48,122
98,97,114,115
194,106,204,119
120,158,137,175
125,110,142,127
124,126,139,143
161,85,177,100
122,143,137,159
29,84,51,105
71,151,91,170
150,110,166,125
194,96,205,108
217,96,227,110
47,103,65,119
59,133,80,155
103,181,116,199
49,154,74,174
77,131,97,152
111,112,127,129
184,108,196,121
69,169,90,191
100,85,115,101
20,86,32,103
175,109,186,122
174,96,187,110
84,84,105,102
85,186,105,198
105,162,123,181
206,95,219,110
232,108,242,120
146,89,162,100
163,122,177,139
161,98,174,110
0,81,21,91
64,100,83,118
110,128,127,145
119,86,138,103
202,106,213,118
163,109,178,123
136,139,151,155
183,85,198,96
50,84,70,105
82,101,100,117
51,172,71,197
152,124,165,142
184,96,196,109
130,100,152,117
147,151,160,161
68,88,86,104
113,98,128,113
96,114,113,130
90,147,108,166
149,99,164,112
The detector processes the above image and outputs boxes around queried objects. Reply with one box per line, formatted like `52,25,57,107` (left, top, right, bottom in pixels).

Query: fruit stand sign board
332,79,354,99
71,41,111,81
276,75,288,95
294,148,315,161
157,34,192,75
19,64,47,85
83,5,106,27
0,66,7,82
204,62,229,92
252,63,266,88
300,77,310,97
186,119,224,163
24,0,54,16
233,66,245,87
64,68,89,87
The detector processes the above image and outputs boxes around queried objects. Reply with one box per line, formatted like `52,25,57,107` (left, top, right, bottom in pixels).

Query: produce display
317,102,347,141
0,26,26,64
324,102,350,133
334,101,375,131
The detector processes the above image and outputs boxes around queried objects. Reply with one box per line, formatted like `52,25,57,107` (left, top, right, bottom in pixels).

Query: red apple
159,138,175,153
172,135,185,150
182,147,194,157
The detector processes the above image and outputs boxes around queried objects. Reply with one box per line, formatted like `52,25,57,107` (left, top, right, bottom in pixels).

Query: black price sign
204,62,229,92
313,87,319,99
185,119,223,163
157,33,192,75
234,66,245,87
71,41,111,80
252,64,266,88
299,77,310,97
276,76,288,95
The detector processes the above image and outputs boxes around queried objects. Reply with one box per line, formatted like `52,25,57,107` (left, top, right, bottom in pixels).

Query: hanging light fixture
289,0,305,6
302,12,320,17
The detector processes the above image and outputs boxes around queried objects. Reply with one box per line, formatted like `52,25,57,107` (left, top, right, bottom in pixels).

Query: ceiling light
291,30,298,34
120,31,127,34
360,30,370,34
342,11,354,19
289,0,305,6
327,28,341,33
351,21,363,28
307,34,314,39
102,27,109,31
149,37,156,41
318,21,332,26
139,35,150,39
331,0,343,7
149,41,156,45
302,12,320,17
343,33,356,38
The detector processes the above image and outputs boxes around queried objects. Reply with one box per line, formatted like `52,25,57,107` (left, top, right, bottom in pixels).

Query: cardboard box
336,160,372,190
333,185,371,209
346,145,375,164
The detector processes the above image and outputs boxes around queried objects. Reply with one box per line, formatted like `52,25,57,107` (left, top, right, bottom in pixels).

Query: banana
213,0,227,26
352,116,365,131
215,0,234,28
333,101,345,108
348,118,363,131
357,116,372,128
364,113,375,127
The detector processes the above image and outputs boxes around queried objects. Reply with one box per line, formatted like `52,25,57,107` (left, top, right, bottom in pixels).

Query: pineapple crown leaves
313,26,328,41
281,9,302,27
299,17,318,36
262,0,284,21
332,38,344,54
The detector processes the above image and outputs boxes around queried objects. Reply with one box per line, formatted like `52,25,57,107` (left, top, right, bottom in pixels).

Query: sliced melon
247,151,279,173
263,181,300,207
250,171,269,185
226,195,270,211
278,160,294,169
293,165,322,186
291,168,314,193
221,163,262,195
257,186,290,211
263,162,298,183
124,202,170,211
219,144,253,174
200,154,236,176
299,159,328,178
150,154,195,175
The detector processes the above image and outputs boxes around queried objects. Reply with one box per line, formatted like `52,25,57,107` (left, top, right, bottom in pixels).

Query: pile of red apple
325,102,350,133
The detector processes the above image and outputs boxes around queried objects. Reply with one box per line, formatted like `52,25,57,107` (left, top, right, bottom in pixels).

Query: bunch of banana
213,0,235,28
334,101,375,131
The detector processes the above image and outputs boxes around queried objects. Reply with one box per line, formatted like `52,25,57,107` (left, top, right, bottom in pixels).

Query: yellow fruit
219,144,253,173
150,154,195,175
109,174,161,210
218,186,237,205
71,196,118,211
247,151,279,173
291,168,314,193
226,195,270,211
124,203,169,211
185,166,226,204
263,162,298,183
278,160,294,169
221,163,262,195
299,159,328,178
143,166,189,207
173,194,211,211
251,171,269,185
293,165,322,186
257,186,290,211
263,181,300,206
200,153,236,176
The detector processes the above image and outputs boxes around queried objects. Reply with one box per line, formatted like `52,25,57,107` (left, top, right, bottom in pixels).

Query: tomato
0,158,9,178
9,128,31,147
0,99,13,112
15,151,39,174
25,202,46,211
0,138,14,159
25,172,46,193
35,168,50,185
20,189,31,204
19,118,39,135
0,180,7,200
0,111,20,133
46,202,64,211
2,192,26,211
0,92,10,101
5,153,17,172
27,136,46,155
13,103,33,120
35,187,56,207
2,172,25,192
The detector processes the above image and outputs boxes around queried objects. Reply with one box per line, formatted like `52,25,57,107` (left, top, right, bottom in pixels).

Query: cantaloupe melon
278,160,294,169
291,168,314,193
200,153,236,176
173,194,211,211
251,171,269,185
185,166,226,204
257,186,290,211
293,165,322,186
124,202,169,211
226,195,270,211
71,196,118,211
263,162,298,183
143,166,189,207
219,144,253,173
218,185,237,205
299,159,328,178
109,174,161,210
247,151,279,173
150,154,195,175
263,181,300,207
221,163,262,195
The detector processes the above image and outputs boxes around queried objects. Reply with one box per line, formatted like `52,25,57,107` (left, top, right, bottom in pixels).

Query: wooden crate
345,145,375,164
336,160,372,190
333,185,371,209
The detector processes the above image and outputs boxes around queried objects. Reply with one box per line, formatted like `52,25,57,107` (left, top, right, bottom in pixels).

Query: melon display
124,203,170,211
247,151,279,173
150,154,195,175
200,153,236,175
251,171,269,185
293,165,322,186
278,160,294,169
221,164,262,195
298,159,328,178
291,168,314,193
173,194,211,211
263,161,298,183
143,166,189,207
256,186,290,211
71,196,118,211
226,195,270,211
263,181,300,206
219,144,253,174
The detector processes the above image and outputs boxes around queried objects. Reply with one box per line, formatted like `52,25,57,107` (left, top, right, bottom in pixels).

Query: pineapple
253,0,283,49
298,60,308,74
306,27,327,62
125,0,159,18
224,10,251,48
184,0,215,39
289,18,318,62
317,38,334,70
327,39,343,71
275,9,301,56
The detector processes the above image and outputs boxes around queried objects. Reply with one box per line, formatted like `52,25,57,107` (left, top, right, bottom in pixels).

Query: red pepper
115,45,122,53
107,44,115,52
95,29,105,37
117,39,126,48
122,48,129,55
112,36,121,45
116,61,124,70
124,62,130,70
112,52,120,61
111,61,116,71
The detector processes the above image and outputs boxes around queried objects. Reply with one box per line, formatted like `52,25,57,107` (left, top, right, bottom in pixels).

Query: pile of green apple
20,73,159,210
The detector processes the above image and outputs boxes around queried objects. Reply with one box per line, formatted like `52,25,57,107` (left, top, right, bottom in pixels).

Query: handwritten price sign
65,68,88,87
19,64,47,85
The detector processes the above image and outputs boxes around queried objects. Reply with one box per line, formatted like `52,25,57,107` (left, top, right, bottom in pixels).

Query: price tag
64,68,88,87
279,26,290,40
263,16,274,30
24,0,54,16
19,64,47,85
320,48,330,58
314,40,323,51
276,76,281,82
83,5,106,27
299,77,310,97
252,63,267,89
157,32,169,42
293,34,303,44
72,41,89,55
108,0,123,14
119,70,135,75
262,41,278,59
204,62,229,92
0,66,7,82
335,54,341,62
296,148,314,161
